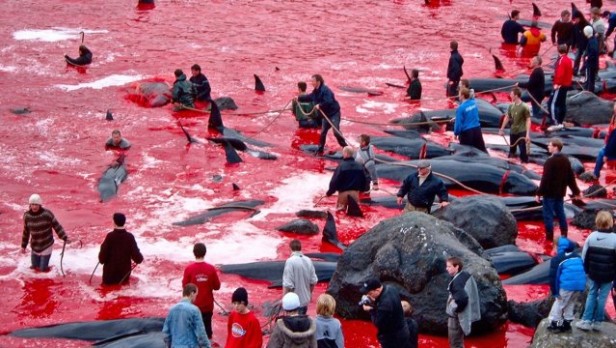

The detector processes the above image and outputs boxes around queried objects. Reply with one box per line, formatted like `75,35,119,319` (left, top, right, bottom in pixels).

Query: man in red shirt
224,287,262,348
548,45,573,127
182,243,222,341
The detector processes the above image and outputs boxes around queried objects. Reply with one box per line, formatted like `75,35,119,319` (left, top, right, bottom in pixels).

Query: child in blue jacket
547,237,586,332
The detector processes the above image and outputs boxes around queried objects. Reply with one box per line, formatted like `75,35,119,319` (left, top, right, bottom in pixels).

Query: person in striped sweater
20,194,70,272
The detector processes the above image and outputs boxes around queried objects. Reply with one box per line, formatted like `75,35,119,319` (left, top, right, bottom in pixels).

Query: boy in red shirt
225,287,263,348
548,44,573,127
183,243,222,341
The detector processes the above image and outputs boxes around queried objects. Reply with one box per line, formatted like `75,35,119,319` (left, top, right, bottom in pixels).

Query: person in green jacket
292,81,321,128
172,69,194,109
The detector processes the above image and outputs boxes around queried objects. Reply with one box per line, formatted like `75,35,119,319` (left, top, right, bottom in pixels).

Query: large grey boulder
530,318,616,348
327,212,507,336
434,195,518,249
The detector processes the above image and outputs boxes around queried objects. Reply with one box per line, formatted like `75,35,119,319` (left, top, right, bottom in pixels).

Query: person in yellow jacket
521,22,547,56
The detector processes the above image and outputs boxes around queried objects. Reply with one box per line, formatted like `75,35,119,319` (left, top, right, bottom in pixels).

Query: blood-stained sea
0,0,614,347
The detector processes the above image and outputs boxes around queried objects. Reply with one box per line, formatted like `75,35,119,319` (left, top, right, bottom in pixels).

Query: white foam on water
13,28,109,42
55,74,144,91
255,172,330,218
0,65,17,72
356,100,398,115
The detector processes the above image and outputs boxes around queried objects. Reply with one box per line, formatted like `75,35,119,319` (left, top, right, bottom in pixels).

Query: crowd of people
19,2,616,348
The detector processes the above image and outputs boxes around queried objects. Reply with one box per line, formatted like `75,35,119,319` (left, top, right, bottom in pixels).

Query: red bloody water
0,1,614,347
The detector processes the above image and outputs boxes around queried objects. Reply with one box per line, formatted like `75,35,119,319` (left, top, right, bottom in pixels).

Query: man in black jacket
407,69,422,100
98,213,144,285
327,147,366,211
517,55,545,119
396,160,448,214
501,10,526,44
572,12,591,76
189,64,212,102
297,74,348,154
446,41,464,97
360,278,411,348
535,138,581,241
551,10,574,49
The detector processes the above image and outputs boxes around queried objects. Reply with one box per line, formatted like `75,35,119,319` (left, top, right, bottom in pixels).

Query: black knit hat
113,213,126,227
232,287,248,304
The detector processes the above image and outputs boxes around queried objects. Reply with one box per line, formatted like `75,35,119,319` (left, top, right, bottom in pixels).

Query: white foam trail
255,172,330,218
13,28,109,42
0,65,17,72
356,100,398,115
55,74,144,91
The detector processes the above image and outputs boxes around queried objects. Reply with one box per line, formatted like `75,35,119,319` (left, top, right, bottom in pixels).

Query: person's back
327,157,367,195
315,294,344,348
538,153,577,198
454,98,479,135
172,69,195,108
582,228,616,283
269,315,317,348
163,284,211,348
501,12,525,44
98,213,143,285
282,241,318,312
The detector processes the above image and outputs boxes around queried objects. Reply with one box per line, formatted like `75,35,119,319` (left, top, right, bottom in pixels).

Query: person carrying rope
296,74,348,155
517,55,545,119
499,87,531,164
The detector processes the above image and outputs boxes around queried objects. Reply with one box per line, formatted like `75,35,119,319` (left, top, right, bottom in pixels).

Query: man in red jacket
548,45,573,127
183,243,221,341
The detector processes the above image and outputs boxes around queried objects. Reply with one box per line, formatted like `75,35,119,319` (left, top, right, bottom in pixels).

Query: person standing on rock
575,210,616,331
396,160,449,214
21,194,70,272
360,278,411,348
445,257,480,348
282,239,318,315
546,237,586,332
535,138,581,242
296,74,348,155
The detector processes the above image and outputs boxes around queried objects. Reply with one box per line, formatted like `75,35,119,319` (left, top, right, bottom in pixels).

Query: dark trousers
585,66,598,93
521,93,544,119
542,197,568,240
446,80,459,97
459,126,487,152
509,132,529,163
573,47,584,75
548,86,569,125
201,311,213,339
299,119,320,129
318,111,347,152
31,252,51,271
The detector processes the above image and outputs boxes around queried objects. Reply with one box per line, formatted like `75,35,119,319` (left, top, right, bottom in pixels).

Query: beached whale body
376,159,538,196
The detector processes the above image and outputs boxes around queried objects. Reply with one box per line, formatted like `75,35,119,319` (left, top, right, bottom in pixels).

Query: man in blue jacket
454,88,486,152
297,74,348,155
163,283,211,348
547,237,586,332
396,160,448,214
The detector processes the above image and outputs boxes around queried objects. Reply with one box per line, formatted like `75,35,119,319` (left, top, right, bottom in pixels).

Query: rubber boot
560,320,572,332
547,321,561,332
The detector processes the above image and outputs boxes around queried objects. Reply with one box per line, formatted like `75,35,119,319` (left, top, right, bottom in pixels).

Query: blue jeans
581,280,612,322
593,147,616,177
542,197,567,238
31,252,51,271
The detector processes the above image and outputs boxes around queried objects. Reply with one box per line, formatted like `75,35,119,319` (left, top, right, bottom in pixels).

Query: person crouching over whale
396,160,448,214
171,69,195,110
65,45,92,66
326,146,367,211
